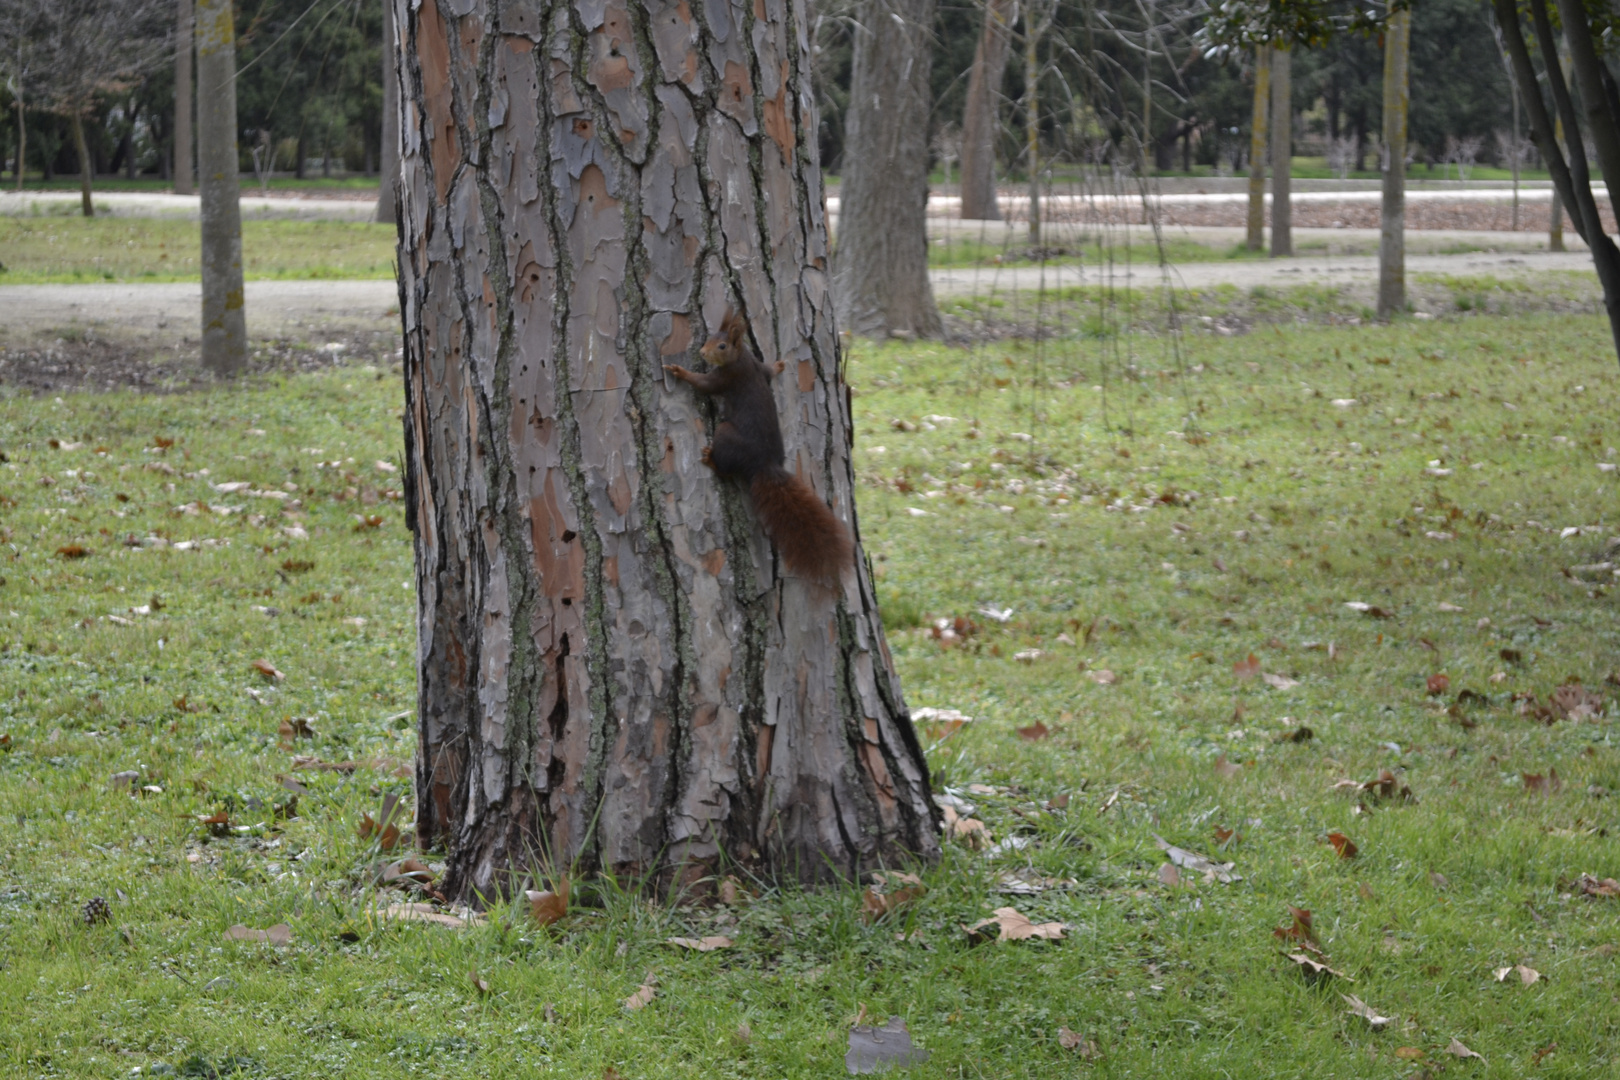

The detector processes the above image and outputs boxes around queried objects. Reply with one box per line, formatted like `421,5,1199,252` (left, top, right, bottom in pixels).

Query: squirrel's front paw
663,364,691,381
700,445,715,468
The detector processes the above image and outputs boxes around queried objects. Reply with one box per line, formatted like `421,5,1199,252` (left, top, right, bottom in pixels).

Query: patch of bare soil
0,329,401,395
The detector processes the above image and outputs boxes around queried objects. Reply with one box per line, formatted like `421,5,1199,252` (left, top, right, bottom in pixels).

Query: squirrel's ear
722,308,746,347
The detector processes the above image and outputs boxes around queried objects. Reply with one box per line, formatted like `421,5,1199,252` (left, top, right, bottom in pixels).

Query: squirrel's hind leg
705,421,753,476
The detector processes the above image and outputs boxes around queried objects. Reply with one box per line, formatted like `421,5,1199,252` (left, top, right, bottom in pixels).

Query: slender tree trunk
1140,0,1153,176
13,97,25,192
1512,74,1520,229
397,0,938,902
196,0,246,375
1377,8,1409,319
376,0,400,223
959,0,1014,221
1246,46,1269,251
70,113,93,217
1549,111,1565,250
1024,6,1040,242
124,99,140,181
175,0,194,195
1269,44,1291,257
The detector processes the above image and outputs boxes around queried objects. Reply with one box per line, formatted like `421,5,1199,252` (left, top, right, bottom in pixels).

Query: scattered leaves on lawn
469,971,491,995
1523,770,1563,795
964,906,1065,942
1344,601,1395,618
1429,871,1451,890
1494,964,1540,985
1342,994,1391,1027
862,872,927,922
623,973,657,1010
526,877,570,926
845,1016,929,1075
277,717,315,743
223,923,293,946
1056,1028,1100,1059
1445,1038,1485,1062
1334,769,1414,802
1084,669,1117,685
378,858,435,887
56,544,89,559
251,658,285,681
1157,863,1181,887
1154,834,1238,883
1233,653,1261,679
1212,754,1241,780
666,936,734,952
1426,673,1451,696
1551,683,1605,720
1014,721,1050,741
1326,832,1359,859
1272,906,1316,945
1262,672,1300,690
912,707,973,742
1576,873,1620,898
378,902,484,928
1287,953,1349,984
939,803,989,848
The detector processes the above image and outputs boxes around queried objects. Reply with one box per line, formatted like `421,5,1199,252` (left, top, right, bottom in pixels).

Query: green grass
0,218,397,284
4,305,1620,1077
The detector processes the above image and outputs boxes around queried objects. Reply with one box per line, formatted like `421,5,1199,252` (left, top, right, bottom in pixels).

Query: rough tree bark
1023,1,1039,242
959,0,1014,221
375,0,399,223
830,0,941,338
1377,7,1408,320
175,0,193,196
1269,44,1291,257
12,95,24,191
395,0,939,902
69,112,93,216
196,0,245,375
1245,46,1268,251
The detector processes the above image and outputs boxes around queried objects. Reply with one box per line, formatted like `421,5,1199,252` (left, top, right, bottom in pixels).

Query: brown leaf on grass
1551,683,1605,720
1085,669,1117,685
862,873,927,922
1015,721,1050,741
223,922,293,946
357,812,378,840
964,906,1065,942
277,717,315,743
623,974,657,1010
1157,863,1182,887
666,936,734,952
1523,770,1563,795
1287,953,1350,984
1341,993,1391,1027
1576,873,1620,898
251,658,285,681
1273,906,1316,944
939,804,989,849
1212,754,1241,780
1326,832,1359,859
1262,672,1300,690
1427,673,1451,696
56,544,89,559
1154,834,1239,883
378,901,483,928
1395,1047,1425,1061
1494,964,1541,985
379,858,435,887
1429,871,1450,891
469,970,491,995
526,877,570,926
1213,826,1236,847
1233,653,1261,680
1057,1028,1100,1058
912,707,973,742
1445,1038,1485,1062
716,875,749,905
1531,1042,1558,1065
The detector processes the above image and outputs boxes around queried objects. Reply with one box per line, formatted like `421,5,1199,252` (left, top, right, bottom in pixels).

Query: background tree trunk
396,0,938,902
375,0,399,223
831,0,941,338
1245,46,1268,251
1023,3,1039,242
70,113,93,216
959,0,1014,221
1268,44,1291,257
1377,8,1408,319
175,0,193,196
196,0,245,375
13,98,24,191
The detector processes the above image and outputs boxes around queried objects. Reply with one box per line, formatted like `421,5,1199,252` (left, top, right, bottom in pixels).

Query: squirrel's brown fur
663,310,853,583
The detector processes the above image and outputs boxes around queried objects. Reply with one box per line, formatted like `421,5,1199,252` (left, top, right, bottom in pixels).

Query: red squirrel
663,310,853,583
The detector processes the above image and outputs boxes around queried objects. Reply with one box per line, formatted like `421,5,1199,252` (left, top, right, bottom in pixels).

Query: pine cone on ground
82,896,112,925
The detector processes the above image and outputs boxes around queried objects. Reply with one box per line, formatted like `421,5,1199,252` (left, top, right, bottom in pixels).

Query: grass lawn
3,301,1620,1077
0,218,396,284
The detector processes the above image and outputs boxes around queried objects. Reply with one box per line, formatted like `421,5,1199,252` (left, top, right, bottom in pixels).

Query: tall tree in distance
196,0,245,375
174,0,193,195
832,0,941,338
1245,45,1269,251
1268,43,1291,256
1376,6,1408,319
960,0,1015,220
397,0,937,901
375,0,398,223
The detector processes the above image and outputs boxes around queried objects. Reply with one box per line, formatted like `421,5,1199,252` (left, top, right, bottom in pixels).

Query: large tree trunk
175,0,193,195
1269,44,1291,257
70,113,93,217
1377,8,1408,320
375,0,399,223
959,0,1014,221
395,0,938,902
830,0,941,338
197,0,246,375
1246,47,1268,251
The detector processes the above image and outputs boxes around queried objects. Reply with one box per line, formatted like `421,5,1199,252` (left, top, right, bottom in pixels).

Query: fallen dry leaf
862,874,927,922
1551,683,1604,721
1212,754,1241,780
469,970,491,995
526,877,570,926
1342,993,1391,1027
1445,1038,1484,1062
939,803,989,848
1326,832,1359,859
1288,953,1349,984
1523,770,1563,795
1154,834,1238,883
1272,906,1315,944
223,923,293,946
1576,873,1620,898
1427,673,1451,696
1494,964,1540,985
666,935,734,952
623,975,657,1011
1395,1047,1424,1061
1262,672,1300,690
56,544,89,559
1056,1028,1100,1058
964,906,1065,942
378,901,484,928
1233,653,1261,680
1157,863,1182,887
846,1016,930,1074
251,658,285,681
379,857,435,886
1085,669,1117,685
1015,721,1050,741
1531,1042,1558,1065
1429,871,1450,891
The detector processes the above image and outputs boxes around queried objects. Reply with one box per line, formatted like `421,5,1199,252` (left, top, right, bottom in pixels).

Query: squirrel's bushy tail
750,468,853,584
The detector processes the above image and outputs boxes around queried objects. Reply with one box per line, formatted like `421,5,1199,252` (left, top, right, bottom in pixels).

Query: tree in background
1269,42,1291,256
832,0,942,338
1245,45,1268,250
396,0,936,904
197,0,245,375
175,0,193,195
374,0,397,222
1377,5,1408,319
960,0,1015,220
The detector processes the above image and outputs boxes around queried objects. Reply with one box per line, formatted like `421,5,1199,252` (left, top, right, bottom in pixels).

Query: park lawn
0,218,396,284
1,303,1619,1077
